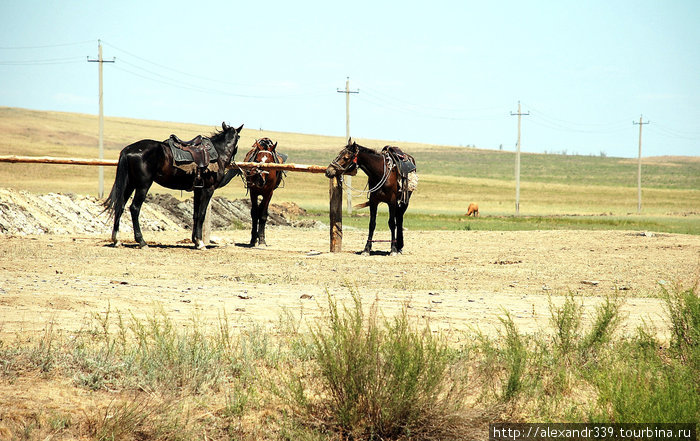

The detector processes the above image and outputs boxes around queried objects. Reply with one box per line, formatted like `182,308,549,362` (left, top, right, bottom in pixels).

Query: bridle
331,145,393,195
244,139,278,190
329,146,358,174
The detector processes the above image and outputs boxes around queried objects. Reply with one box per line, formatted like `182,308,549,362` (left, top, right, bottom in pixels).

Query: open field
1,107,699,439
1,107,698,220
0,229,699,439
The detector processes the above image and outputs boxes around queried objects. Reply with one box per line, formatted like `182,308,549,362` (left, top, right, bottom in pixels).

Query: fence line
0,154,343,252
0,155,328,173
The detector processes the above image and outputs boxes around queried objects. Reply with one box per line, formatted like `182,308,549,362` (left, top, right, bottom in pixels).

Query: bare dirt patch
1,224,698,342
1,190,699,439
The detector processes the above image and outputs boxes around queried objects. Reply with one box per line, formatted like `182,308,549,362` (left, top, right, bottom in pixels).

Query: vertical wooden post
88,39,114,198
97,41,104,199
634,115,649,214
329,176,343,252
337,77,358,215
510,101,529,216
203,203,212,244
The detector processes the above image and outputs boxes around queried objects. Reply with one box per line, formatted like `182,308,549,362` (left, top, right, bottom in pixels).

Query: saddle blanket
167,138,219,164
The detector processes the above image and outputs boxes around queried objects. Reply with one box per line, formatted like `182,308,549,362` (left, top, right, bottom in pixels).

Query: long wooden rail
0,155,327,173
0,155,343,252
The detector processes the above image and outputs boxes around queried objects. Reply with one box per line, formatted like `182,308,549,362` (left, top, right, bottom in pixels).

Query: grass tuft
286,289,469,440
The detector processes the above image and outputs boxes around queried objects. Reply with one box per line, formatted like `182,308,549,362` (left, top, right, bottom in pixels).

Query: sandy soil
1,227,698,342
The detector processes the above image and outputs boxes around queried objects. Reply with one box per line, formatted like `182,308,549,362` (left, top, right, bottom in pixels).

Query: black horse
326,140,416,255
243,138,285,246
104,122,243,249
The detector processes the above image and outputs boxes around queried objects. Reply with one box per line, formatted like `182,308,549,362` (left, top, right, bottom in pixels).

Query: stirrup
193,170,204,188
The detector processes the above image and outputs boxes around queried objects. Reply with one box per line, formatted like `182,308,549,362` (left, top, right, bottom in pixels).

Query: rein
341,151,393,196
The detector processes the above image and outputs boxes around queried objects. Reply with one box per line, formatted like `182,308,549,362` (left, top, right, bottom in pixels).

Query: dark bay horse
325,140,417,255
243,137,285,246
104,122,243,249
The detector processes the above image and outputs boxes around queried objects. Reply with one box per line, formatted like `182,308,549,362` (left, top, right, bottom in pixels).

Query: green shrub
664,283,700,371
291,290,467,440
498,312,527,401
591,284,700,423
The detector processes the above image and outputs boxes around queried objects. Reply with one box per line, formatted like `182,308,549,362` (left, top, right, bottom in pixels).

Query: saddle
382,145,417,206
171,134,202,147
167,134,219,188
382,145,416,176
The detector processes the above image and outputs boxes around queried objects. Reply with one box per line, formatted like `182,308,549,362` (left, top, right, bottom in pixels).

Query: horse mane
355,143,381,157
209,128,226,142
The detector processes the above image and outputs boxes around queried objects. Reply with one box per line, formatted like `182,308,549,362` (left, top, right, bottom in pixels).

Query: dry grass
2,106,699,218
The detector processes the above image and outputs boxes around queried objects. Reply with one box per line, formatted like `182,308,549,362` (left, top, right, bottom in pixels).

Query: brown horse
466,203,479,217
243,138,285,246
104,122,243,249
326,140,416,255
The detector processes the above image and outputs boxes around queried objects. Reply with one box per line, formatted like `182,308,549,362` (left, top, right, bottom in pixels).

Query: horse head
245,138,280,190
325,139,359,178
254,137,277,152
215,122,243,161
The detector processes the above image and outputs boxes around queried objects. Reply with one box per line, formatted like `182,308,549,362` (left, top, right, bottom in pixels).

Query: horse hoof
111,240,121,248
138,243,148,249
195,241,207,250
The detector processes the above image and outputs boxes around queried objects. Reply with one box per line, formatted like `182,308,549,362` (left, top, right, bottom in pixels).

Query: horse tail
102,153,129,218
353,201,371,209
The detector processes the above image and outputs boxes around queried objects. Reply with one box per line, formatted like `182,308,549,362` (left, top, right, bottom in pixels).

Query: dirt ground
1,227,698,342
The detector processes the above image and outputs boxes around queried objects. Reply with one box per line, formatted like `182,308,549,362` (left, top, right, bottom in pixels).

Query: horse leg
395,203,408,253
257,193,272,246
192,188,214,249
388,204,398,255
111,184,134,247
363,203,378,255
129,185,151,248
249,193,260,246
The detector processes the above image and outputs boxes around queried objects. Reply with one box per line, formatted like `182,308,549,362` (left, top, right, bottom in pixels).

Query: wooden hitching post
329,176,343,252
203,203,212,244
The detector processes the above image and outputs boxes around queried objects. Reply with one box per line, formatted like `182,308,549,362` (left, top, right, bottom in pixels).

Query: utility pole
633,115,649,214
88,39,115,198
510,101,529,215
337,77,359,214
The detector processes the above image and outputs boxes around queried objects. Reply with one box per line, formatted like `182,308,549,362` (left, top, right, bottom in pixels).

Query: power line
0,40,93,50
102,40,331,97
0,57,85,66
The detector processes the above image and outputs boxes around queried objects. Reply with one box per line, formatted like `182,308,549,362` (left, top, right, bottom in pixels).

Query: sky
1,0,699,158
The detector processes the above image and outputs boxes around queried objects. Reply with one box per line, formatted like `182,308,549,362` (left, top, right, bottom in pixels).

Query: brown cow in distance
466,203,479,217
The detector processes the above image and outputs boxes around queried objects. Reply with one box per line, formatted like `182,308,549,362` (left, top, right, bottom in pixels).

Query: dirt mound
0,188,325,235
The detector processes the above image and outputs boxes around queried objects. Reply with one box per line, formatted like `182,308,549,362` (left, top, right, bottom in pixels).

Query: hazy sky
1,0,698,158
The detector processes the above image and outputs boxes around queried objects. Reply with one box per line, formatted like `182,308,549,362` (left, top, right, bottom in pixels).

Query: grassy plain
1,106,698,233
1,107,699,439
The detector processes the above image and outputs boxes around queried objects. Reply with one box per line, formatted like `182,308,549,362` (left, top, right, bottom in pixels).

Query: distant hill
1,107,698,216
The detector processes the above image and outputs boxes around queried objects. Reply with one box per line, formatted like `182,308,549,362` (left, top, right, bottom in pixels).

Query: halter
334,146,394,196
329,146,358,174
244,138,281,191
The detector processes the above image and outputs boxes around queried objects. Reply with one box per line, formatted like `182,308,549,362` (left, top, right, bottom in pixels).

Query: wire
358,83,505,115
647,123,700,141
519,101,630,135
0,56,85,65
357,92,506,122
102,39,331,96
0,40,94,50
113,63,327,100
